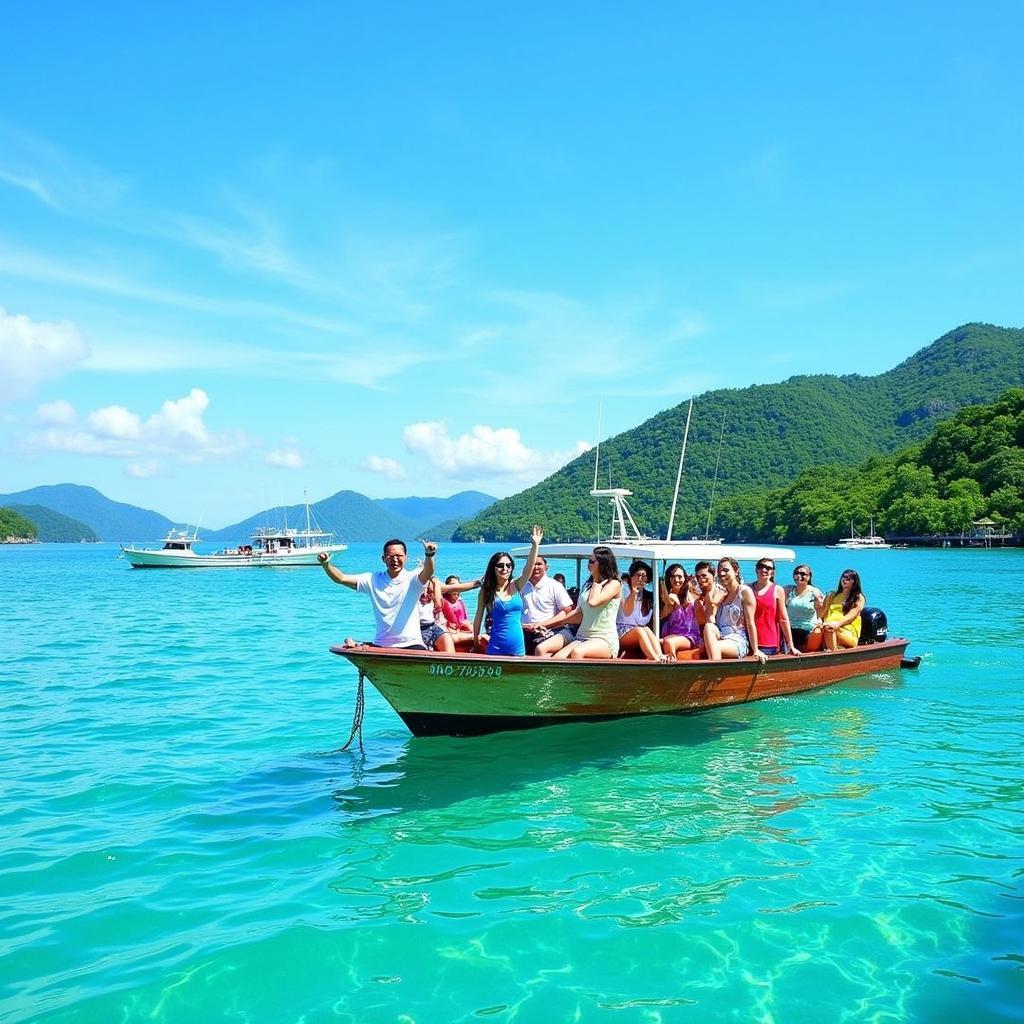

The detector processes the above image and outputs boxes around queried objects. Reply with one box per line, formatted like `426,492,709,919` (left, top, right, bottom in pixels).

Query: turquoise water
3,543,1022,1023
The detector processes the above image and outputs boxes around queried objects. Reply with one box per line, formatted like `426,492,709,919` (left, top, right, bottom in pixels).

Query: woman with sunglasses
818,568,865,650
785,564,824,651
751,557,797,656
616,560,667,660
552,546,622,660
660,563,702,658
473,525,543,655
702,556,766,663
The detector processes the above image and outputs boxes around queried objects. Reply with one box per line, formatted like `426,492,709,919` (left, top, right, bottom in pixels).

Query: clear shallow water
2,543,1022,1023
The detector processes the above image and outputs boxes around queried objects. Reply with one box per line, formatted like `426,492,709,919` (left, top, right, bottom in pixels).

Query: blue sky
1,2,1021,527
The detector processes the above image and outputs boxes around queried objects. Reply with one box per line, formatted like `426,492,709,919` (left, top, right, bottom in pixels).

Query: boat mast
666,398,693,542
704,411,726,540
593,403,603,542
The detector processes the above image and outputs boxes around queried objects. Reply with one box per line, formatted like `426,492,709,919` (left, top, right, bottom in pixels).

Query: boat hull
332,638,911,737
122,545,346,568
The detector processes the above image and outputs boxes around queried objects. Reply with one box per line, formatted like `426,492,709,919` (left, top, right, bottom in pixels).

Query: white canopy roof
510,541,796,564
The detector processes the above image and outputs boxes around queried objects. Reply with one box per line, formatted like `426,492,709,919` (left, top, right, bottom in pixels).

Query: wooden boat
331,637,912,738
329,487,913,739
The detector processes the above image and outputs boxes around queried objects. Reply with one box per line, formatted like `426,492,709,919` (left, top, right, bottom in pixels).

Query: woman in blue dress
473,525,543,655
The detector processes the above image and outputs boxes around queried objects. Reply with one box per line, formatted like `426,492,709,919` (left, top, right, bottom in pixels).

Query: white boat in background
121,501,346,568
826,519,892,550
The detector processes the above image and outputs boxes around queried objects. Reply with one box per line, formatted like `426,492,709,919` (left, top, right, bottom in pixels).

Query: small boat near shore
827,519,892,550
122,503,346,568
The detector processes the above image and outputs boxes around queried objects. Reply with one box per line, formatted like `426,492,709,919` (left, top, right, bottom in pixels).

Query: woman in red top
751,557,797,656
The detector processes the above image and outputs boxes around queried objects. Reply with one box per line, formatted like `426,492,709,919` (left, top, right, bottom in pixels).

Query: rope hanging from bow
339,669,366,754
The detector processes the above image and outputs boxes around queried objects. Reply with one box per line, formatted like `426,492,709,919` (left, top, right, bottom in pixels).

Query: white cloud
23,387,247,460
363,454,406,480
35,399,77,425
126,460,159,478
0,307,90,402
403,420,591,480
88,404,142,439
146,389,210,443
266,449,304,469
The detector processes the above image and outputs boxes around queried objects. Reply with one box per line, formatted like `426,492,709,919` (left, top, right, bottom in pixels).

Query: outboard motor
859,607,888,645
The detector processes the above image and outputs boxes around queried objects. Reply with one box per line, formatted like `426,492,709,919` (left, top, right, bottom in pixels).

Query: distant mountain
0,484,494,543
455,322,1024,541
7,504,99,542
376,491,496,534
0,484,180,541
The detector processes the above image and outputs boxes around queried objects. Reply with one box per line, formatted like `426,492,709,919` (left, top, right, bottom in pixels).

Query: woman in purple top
659,563,702,658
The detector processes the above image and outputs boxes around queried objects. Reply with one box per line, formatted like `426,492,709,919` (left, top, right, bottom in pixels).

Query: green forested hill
7,505,99,542
714,388,1024,541
454,323,1024,541
1,507,38,541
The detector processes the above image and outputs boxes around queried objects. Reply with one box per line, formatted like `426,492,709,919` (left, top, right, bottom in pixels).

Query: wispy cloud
363,454,407,481
266,448,304,469
0,169,59,209
0,123,128,212
0,240,359,335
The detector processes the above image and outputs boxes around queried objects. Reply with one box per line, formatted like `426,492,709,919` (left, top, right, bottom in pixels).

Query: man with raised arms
317,538,437,649
521,555,576,656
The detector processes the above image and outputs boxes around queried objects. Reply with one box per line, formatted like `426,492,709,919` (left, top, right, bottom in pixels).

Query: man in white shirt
318,538,436,648
521,555,576,656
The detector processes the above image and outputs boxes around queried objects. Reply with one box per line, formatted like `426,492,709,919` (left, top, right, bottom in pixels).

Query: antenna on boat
593,402,603,542
704,410,727,540
665,398,693,542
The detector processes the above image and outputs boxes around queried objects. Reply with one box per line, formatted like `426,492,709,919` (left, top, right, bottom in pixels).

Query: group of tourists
317,535,867,662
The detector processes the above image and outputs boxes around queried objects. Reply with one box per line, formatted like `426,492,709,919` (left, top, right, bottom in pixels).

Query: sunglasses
588,557,598,564
757,564,774,571
793,571,809,578
841,572,855,581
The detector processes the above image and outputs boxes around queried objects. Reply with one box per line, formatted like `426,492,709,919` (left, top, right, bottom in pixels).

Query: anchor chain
339,668,366,754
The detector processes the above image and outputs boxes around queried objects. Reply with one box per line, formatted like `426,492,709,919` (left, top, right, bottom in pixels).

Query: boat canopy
510,541,796,564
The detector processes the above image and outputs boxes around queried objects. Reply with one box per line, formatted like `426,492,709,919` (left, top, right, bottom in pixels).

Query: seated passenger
418,577,455,653
660,563,702,658
552,546,622,660
616,560,666,661
439,574,477,648
818,569,865,650
702,557,766,663
785,564,824,651
751,557,797,656
472,526,543,655
520,556,576,656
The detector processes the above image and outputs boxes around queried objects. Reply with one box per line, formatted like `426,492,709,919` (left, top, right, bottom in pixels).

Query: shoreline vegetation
0,505,97,544
1,508,38,543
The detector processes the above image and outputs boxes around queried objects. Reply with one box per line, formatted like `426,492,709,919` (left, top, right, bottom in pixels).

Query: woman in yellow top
816,568,865,650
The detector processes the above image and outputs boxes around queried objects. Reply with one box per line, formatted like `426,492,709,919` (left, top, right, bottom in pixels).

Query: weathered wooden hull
331,638,912,738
